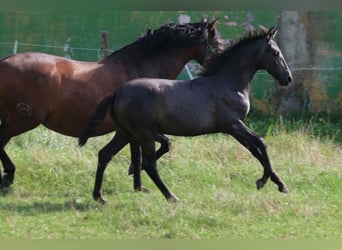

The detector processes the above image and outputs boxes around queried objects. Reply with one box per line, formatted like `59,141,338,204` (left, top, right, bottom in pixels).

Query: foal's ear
208,18,220,31
266,26,279,41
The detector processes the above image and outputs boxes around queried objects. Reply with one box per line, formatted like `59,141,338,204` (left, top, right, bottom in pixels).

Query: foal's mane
199,29,268,77
104,21,209,60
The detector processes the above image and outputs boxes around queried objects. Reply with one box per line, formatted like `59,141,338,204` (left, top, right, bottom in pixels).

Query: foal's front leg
226,120,288,193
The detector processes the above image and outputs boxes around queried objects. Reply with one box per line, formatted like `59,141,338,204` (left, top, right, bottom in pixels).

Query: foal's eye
274,51,280,56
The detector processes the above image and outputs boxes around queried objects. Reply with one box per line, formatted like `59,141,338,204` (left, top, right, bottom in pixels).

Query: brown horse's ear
271,27,279,38
208,17,219,31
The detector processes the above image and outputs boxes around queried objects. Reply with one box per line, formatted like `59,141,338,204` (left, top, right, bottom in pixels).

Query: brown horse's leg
128,144,142,176
130,142,142,191
93,132,129,204
140,138,179,202
0,110,42,188
0,137,15,188
226,120,288,193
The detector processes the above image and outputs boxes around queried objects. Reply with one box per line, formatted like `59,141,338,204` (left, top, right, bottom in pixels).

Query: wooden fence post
276,11,323,117
101,31,110,58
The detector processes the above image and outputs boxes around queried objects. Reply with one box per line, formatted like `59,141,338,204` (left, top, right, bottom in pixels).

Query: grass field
0,115,341,239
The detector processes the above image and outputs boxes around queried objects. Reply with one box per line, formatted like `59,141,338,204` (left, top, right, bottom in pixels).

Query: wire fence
1,39,341,116
0,11,341,116
0,40,113,60
1,40,342,75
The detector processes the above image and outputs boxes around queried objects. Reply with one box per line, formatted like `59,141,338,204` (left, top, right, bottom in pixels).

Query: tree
276,11,324,117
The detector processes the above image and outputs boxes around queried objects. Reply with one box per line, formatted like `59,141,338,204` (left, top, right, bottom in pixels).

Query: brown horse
0,19,222,188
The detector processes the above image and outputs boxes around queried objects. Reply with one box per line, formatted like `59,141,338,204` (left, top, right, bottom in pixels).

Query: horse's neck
220,49,260,92
151,48,191,78
107,47,193,80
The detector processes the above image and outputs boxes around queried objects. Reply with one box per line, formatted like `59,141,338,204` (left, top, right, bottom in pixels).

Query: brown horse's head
137,17,223,66
193,17,223,65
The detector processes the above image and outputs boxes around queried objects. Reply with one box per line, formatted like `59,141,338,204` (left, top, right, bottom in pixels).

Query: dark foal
80,27,292,203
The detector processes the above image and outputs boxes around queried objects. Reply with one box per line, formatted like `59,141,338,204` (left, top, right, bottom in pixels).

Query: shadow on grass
0,188,101,215
0,199,101,215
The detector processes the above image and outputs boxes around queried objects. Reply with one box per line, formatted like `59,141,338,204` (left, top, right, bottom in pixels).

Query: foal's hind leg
93,132,129,204
226,120,288,193
140,138,179,202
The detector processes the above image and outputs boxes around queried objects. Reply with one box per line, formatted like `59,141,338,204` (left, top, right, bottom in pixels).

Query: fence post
277,11,323,117
101,31,110,58
13,40,18,54
178,13,194,80
64,38,71,58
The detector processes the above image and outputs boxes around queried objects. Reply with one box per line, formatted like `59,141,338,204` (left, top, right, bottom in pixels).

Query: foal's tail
78,94,114,146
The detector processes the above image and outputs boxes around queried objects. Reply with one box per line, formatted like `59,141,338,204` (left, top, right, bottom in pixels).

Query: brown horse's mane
199,29,268,77
104,22,209,60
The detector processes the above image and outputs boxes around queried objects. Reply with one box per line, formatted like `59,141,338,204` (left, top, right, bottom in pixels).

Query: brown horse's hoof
135,186,150,193
0,177,12,189
256,179,265,190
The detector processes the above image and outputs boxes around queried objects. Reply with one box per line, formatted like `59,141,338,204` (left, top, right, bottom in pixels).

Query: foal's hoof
279,184,289,194
167,194,180,203
256,179,265,190
94,196,108,205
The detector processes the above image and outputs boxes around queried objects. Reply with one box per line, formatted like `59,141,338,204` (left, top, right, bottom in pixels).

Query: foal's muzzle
279,70,293,86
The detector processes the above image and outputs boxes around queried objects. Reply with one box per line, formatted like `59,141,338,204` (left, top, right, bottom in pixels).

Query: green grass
0,116,341,239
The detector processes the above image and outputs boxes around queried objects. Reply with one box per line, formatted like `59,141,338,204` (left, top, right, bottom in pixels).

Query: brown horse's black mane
199,30,268,77
105,22,209,59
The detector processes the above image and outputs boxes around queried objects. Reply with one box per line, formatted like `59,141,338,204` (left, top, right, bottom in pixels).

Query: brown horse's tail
78,94,114,147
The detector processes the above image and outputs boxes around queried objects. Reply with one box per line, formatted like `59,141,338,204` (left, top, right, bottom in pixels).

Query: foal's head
257,27,292,86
